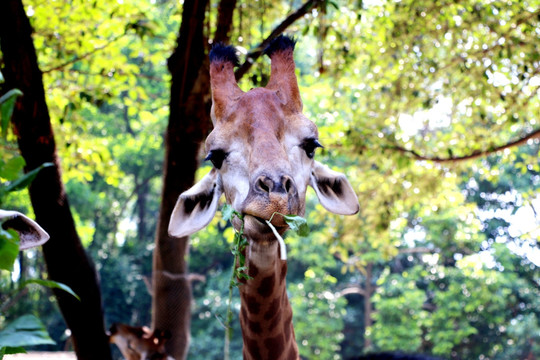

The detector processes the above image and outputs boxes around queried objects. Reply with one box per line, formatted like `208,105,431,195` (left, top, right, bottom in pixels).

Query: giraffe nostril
283,176,294,195
256,176,272,194
255,175,296,195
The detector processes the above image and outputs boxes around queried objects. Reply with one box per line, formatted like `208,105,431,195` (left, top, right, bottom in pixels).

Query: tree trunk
151,0,211,358
214,0,237,43
363,262,374,350
0,1,112,359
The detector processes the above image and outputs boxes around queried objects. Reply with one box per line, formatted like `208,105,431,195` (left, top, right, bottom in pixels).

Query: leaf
21,279,80,301
0,315,55,348
283,214,310,237
4,162,54,193
0,156,26,181
0,89,23,138
221,203,235,222
0,228,19,271
3,346,27,355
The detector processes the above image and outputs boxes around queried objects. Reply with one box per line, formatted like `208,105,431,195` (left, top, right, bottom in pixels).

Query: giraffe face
168,37,359,241
204,87,320,239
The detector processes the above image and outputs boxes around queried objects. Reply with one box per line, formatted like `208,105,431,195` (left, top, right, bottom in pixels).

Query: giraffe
108,323,173,360
168,35,359,360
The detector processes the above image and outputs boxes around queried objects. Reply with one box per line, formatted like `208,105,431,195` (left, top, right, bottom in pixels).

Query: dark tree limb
214,0,237,44
151,0,210,358
0,1,112,359
234,0,323,81
392,127,540,163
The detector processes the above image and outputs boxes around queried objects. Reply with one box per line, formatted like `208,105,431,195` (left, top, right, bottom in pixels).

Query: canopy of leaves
0,0,538,359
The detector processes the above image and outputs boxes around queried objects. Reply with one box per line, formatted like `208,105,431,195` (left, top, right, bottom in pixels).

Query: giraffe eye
205,149,227,169
301,138,323,159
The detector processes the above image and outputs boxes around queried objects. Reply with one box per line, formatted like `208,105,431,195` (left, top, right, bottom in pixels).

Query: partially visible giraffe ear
168,169,222,238
310,161,359,215
0,210,50,250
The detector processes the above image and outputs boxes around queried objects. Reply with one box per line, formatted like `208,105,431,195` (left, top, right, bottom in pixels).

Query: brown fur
108,323,171,360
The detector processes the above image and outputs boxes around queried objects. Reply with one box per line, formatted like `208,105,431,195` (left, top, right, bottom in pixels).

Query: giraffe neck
238,240,299,360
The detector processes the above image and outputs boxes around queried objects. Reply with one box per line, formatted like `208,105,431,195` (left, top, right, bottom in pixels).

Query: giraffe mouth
243,214,289,240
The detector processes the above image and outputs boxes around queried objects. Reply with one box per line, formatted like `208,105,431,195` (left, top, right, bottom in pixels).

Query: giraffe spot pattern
257,274,275,297
244,336,261,359
248,318,263,334
248,262,259,278
264,297,280,320
264,333,285,359
286,345,299,360
280,262,287,283
267,311,282,333
284,315,293,341
242,293,261,315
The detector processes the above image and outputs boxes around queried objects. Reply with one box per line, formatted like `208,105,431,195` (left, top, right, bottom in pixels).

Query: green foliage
370,270,427,352
20,279,80,302
290,268,347,359
0,89,22,138
0,315,55,354
0,74,78,357
1,0,538,358
269,212,310,237
0,227,18,272
221,204,248,360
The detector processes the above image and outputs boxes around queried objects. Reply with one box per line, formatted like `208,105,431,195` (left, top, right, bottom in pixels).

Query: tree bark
0,1,112,359
151,0,211,358
363,263,374,350
214,0,237,43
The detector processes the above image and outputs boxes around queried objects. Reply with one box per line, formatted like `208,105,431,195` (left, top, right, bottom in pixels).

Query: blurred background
1,0,538,359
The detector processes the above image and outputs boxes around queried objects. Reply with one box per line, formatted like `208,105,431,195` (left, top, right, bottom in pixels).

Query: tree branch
338,285,367,297
398,247,435,254
214,0,237,44
234,0,322,81
42,34,125,74
392,127,540,163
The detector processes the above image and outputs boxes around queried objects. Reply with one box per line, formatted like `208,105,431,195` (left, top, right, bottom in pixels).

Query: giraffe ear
168,169,223,238
0,210,50,250
310,161,359,215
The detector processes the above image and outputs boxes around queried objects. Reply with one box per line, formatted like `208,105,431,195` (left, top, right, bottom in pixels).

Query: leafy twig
221,204,251,360
266,212,309,260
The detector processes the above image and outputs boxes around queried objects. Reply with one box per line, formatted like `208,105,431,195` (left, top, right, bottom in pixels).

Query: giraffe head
169,35,358,242
108,323,172,360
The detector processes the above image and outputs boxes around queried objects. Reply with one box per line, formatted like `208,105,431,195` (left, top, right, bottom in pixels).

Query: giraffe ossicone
169,35,358,360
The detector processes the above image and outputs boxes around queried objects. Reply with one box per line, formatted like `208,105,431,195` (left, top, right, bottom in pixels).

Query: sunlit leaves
0,227,18,271
290,267,346,359
370,271,427,353
21,279,80,301
0,89,23,138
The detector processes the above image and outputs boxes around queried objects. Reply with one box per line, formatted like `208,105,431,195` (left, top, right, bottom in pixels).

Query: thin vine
221,204,251,360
